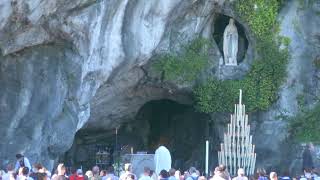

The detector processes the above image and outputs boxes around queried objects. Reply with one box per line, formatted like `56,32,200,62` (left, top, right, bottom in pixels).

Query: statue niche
223,18,238,66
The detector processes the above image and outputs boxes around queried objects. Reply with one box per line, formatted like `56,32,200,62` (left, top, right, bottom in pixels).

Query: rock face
252,1,320,172
0,0,319,173
0,0,229,170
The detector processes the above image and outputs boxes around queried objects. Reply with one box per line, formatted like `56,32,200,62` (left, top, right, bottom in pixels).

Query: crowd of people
0,154,319,180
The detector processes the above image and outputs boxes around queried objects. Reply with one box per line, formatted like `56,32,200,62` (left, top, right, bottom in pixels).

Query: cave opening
134,99,210,170
62,99,212,171
213,14,249,64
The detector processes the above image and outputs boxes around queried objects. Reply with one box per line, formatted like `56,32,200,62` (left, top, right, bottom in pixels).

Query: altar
122,153,155,176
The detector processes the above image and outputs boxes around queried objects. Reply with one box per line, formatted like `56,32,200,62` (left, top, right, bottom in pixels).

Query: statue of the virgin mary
223,18,238,66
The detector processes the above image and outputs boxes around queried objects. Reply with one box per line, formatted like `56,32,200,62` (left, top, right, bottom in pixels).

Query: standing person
85,171,93,180
210,167,226,180
150,170,157,180
1,170,6,180
218,165,231,180
76,169,85,180
102,166,118,180
2,164,15,180
186,167,198,180
100,170,107,179
159,170,169,180
300,168,314,180
256,168,268,180
69,168,78,180
92,166,102,180
119,164,136,180
303,144,314,172
138,167,152,180
15,154,32,172
280,171,291,180
125,175,135,180
52,164,67,180
30,163,43,180
270,172,278,180
168,169,176,180
18,167,34,180
232,169,248,180
174,170,180,180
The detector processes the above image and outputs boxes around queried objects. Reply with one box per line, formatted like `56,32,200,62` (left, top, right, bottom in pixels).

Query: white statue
223,18,238,66
154,146,171,175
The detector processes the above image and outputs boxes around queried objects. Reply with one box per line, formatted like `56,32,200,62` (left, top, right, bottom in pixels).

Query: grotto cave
62,99,215,171
1,0,320,176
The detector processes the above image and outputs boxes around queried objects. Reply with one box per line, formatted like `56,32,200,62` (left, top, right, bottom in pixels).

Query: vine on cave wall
194,0,289,113
153,38,210,84
154,0,289,113
289,103,320,144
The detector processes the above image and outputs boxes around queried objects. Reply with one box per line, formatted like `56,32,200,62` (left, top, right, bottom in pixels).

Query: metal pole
115,128,119,176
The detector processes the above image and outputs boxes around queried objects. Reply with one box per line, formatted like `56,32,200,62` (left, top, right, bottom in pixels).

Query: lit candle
131,147,133,154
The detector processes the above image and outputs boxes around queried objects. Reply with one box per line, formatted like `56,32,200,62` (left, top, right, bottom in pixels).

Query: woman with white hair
232,168,248,180
270,172,278,180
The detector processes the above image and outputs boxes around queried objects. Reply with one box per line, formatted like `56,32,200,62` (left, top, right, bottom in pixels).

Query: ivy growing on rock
289,103,320,144
194,0,289,113
153,38,210,83
153,0,289,113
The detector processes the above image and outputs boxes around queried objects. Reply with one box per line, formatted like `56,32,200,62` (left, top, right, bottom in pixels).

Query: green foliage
235,0,279,40
194,45,288,113
194,0,289,113
313,57,320,69
289,103,320,144
153,38,210,83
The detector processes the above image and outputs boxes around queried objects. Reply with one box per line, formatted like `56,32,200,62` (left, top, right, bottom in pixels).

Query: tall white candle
205,140,209,175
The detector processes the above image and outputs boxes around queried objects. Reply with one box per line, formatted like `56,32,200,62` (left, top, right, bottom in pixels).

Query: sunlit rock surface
0,0,319,171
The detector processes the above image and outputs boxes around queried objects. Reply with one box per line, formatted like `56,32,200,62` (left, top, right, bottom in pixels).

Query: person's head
0,170,6,177
85,171,93,178
189,167,197,175
92,166,100,176
282,170,290,177
169,168,176,177
218,165,226,172
174,170,181,179
214,167,222,176
33,163,43,173
125,174,135,180
107,166,115,174
196,170,200,176
238,168,245,177
160,170,168,179
144,167,151,176
76,169,83,176
22,167,29,176
270,172,277,180
57,164,66,176
198,176,206,180
100,170,107,176
6,164,14,172
70,167,77,175
38,172,48,180
257,168,266,176
16,154,23,159
304,168,313,179
124,163,132,172
18,167,24,176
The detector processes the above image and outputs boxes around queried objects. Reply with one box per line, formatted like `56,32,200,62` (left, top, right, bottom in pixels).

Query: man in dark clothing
302,144,314,171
